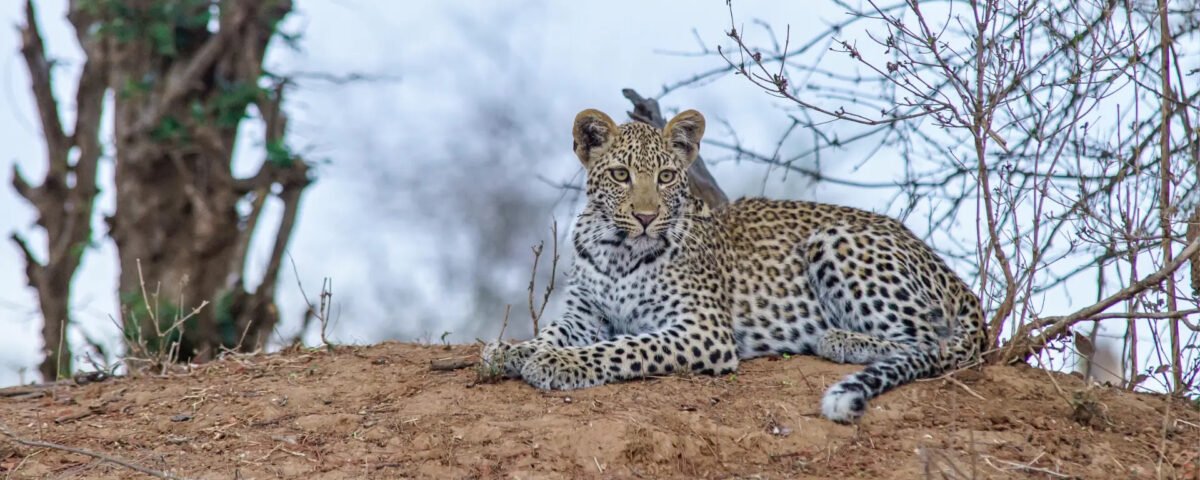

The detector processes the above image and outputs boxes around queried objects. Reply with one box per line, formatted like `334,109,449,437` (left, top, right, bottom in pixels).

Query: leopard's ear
573,109,619,167
663,109,705,168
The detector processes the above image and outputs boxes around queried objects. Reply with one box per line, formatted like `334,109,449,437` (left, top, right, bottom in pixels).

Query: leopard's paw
817,329,875,364
519,347,605,390
480,341,538,378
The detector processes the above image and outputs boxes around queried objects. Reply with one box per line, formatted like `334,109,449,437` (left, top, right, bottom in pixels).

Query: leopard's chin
627,231,665,251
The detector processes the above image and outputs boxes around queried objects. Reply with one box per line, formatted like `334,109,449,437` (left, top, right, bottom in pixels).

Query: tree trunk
14,0,108,381
108,144,244,360
100,0,306,363
14,0,309,368
31,271,70,381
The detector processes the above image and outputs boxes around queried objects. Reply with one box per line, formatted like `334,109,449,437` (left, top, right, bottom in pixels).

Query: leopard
481,108,987,423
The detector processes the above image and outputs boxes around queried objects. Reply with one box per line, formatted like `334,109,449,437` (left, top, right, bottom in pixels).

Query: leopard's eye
609,167,630,182
657,169,677,184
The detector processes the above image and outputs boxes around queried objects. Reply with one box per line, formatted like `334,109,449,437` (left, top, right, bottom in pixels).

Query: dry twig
288,253,336,351
527,222,560,335
0,423,189,480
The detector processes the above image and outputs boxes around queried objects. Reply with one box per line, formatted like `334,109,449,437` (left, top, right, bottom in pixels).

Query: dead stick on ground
0,383,61,398
445,306,514,373
54,406,104,424
941,375,986,401
0,422,189,480
430,356,478,371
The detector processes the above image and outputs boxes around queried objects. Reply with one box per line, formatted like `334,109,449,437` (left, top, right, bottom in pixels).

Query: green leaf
148,22,176,56
119,77,154,100
213,82,264,128
215,290,239,349
151,115,183,142
266,139,295,167
189,100,207,121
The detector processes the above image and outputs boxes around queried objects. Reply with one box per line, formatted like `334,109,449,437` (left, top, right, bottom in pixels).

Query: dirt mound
1,343,1196,479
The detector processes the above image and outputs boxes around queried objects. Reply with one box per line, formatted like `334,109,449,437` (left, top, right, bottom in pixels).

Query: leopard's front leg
521,322,739,390
480,291,607,378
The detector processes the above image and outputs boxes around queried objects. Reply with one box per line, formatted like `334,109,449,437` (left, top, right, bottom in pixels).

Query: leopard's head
572,108,706,245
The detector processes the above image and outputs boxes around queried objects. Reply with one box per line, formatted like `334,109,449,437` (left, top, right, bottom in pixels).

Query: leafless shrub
683,0,1199,395
474,220,563,382
117,260,209,376
289,253,336,353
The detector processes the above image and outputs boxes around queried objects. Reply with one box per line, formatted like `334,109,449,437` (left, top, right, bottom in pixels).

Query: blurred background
0,1,1196,394
0,1,823,386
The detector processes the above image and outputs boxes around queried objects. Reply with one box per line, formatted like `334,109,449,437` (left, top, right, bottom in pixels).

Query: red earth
1,342,1197,479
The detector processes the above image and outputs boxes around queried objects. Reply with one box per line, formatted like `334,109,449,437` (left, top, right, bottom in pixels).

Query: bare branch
9,233,43,282
257,173,309,300
710,0,1200,391
430,355,477,371
1156,0,1184,393
10,164,35,203
1002,236,1200,363
19,0,67,165
277,70,402,85
1084,309,1200,329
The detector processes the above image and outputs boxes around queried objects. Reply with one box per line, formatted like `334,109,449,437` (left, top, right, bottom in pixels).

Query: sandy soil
0,342,1197,479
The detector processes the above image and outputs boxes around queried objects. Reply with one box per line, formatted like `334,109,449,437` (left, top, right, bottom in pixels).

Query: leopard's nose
633,212,658,227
